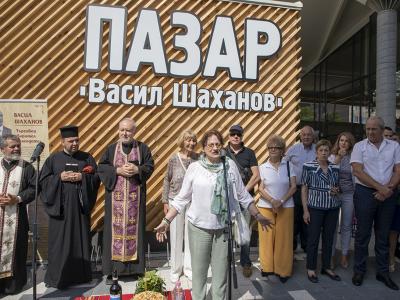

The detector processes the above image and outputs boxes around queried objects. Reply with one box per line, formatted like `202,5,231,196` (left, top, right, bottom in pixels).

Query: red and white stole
0,159,23,278
111,142,141,262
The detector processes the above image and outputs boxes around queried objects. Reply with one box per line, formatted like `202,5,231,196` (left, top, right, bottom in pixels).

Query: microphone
220,149,227,161
30,142,45,163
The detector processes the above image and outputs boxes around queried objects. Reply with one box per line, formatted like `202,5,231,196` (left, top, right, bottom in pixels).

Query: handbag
233,211,251,246
225,147,253,185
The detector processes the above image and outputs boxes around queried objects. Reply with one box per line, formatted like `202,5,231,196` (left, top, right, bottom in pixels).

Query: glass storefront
300,12,400,141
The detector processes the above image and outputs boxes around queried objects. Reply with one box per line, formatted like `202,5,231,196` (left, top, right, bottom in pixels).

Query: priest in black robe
98,118,154,283
39,125,100,289
0,135,35,295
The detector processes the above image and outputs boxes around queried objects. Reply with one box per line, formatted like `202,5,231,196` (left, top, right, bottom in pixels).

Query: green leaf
134,271,166,294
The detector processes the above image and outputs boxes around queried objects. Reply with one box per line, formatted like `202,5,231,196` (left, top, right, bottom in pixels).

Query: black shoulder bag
226,147,253,185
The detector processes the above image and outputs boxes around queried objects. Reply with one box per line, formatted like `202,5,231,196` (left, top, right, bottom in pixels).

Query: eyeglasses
206,143,222,149
229,133,242,137
268,146,283,151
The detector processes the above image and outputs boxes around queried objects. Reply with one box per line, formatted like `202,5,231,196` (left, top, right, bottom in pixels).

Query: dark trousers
353,184,397,274
306,207,339,270
293,186,308,251
240,244,251,267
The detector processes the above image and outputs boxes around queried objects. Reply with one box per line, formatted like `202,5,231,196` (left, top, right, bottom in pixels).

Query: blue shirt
301,160,340,210
286,143,316,185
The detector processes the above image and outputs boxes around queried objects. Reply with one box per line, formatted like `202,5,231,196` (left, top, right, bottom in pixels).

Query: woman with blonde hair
329,132,355,268
162,129,197,283
258,135,297,282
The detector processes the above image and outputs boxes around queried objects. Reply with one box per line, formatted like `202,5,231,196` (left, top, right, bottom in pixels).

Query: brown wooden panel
0,0,302,241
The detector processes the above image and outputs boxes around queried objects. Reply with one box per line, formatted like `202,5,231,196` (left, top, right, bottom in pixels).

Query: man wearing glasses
225,124,260,278
285,126,316,254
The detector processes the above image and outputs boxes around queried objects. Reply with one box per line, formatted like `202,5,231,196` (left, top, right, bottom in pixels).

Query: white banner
0,99,49,163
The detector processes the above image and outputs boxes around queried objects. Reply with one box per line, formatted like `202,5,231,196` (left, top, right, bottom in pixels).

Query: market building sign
80,4,283,112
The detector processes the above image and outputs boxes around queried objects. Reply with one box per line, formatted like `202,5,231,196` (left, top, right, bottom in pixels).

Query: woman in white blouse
258,135,297,282
155,130,272,300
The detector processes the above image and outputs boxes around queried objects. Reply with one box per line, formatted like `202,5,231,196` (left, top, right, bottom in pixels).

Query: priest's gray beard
5,154,21,161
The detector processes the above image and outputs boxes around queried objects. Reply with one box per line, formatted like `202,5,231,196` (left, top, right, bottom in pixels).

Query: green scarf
199,154,231,224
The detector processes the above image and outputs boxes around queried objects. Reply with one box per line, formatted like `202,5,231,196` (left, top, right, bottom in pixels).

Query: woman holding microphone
155,130,272,300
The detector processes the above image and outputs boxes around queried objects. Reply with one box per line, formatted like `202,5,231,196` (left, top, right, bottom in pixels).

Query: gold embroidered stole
0,160,23,278
111,142,141,262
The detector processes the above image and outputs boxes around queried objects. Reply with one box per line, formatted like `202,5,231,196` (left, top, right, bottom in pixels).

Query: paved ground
3,246,400,300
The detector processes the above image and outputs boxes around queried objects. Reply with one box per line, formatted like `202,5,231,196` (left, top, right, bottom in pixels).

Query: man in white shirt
285,126,316,252
350,116,400,290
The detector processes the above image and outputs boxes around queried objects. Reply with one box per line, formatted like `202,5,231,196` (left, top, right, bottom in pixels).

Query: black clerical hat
59,125,79,138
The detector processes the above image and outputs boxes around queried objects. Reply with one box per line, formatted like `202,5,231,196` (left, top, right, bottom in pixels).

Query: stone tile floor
3,246,400,300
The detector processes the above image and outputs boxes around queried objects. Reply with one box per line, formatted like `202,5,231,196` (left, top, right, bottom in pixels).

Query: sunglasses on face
229,133,242,137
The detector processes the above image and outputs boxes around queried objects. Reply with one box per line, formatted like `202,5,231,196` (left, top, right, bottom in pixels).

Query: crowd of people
157,116,400,298
1,116,400,299
0,118,154,294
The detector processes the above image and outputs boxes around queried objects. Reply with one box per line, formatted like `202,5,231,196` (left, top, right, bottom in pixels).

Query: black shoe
395,242,400,259
106,275,113,285
3,287,23,295
321,269,341,281
293,241,298,251
352,273,364,286
261,271,274,277
376,273,399,290
279,276,289,283
307,273,318,283
395,245,400,259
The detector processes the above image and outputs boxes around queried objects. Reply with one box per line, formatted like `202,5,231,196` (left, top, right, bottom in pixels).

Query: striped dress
301,160,340,210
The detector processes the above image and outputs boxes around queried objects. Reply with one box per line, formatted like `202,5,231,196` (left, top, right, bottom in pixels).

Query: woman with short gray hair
302,140,341,283
258,135,297,282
